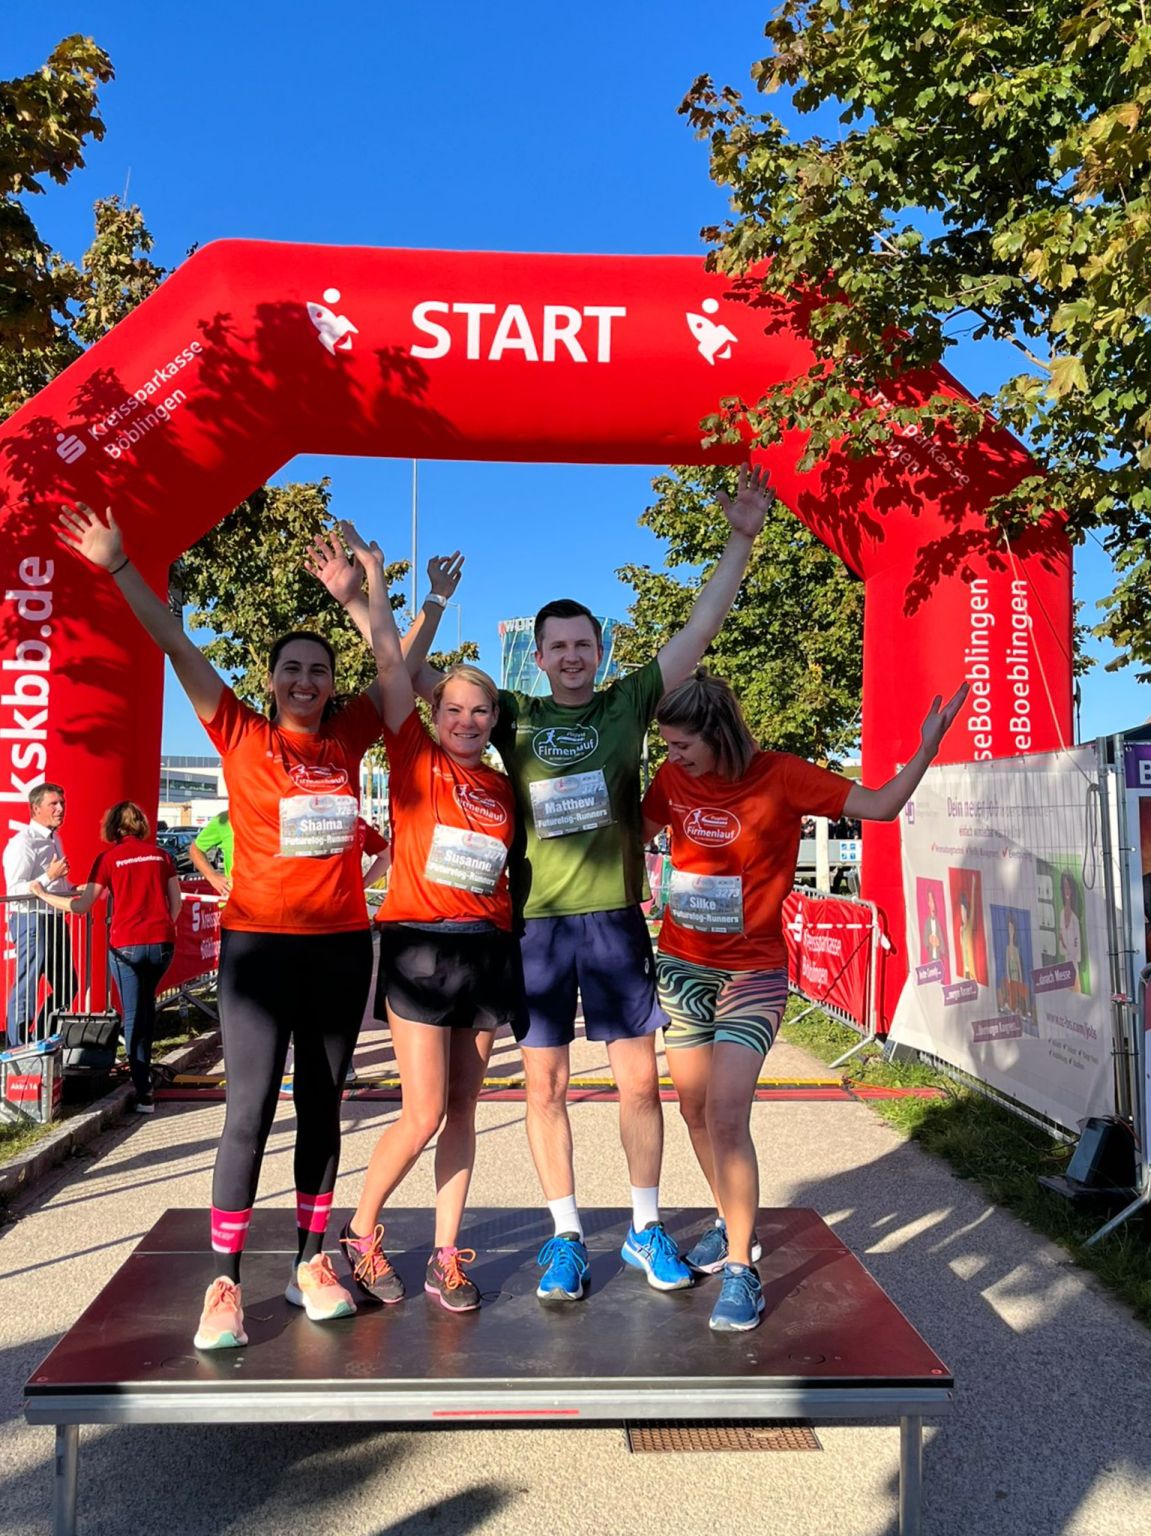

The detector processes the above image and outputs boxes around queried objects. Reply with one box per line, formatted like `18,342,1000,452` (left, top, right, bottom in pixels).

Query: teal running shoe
708,1264,765,1332
536,1233,589,1302
621,1221,693,1291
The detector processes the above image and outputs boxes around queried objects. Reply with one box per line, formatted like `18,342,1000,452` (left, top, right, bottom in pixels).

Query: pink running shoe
193,1277,248,1350
286,1252,357,1321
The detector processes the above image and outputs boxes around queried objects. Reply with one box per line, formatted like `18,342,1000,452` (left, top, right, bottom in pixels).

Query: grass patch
0,1115,56,1161
780,1002,1151,1327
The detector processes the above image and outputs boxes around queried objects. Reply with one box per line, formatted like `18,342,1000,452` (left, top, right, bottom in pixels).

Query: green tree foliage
616,466,863,762
683,2,1151,672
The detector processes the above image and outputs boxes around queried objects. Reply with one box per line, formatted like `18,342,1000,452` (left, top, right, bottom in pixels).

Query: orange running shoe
286,1252,357,1321
193,1276,248,1350
425,1246,480,1311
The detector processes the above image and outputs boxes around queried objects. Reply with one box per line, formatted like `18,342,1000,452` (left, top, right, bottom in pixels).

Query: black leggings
212,928,373,1213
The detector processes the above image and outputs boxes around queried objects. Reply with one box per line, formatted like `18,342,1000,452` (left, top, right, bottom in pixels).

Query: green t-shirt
194,812,234,876
492,658,664,919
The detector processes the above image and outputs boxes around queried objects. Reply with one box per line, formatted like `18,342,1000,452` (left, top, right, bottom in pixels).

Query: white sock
547,1195,583,1239
631,1186,660,1230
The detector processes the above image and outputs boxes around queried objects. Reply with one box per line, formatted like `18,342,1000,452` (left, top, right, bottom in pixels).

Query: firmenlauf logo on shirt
287,764,350,793
682,807,741,846
454,784,508,826
531,725,599,767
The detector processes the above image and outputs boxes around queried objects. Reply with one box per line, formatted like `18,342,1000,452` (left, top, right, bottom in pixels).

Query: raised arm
56,504,223,722
843,686,969,822
657,464,774,691
339,521,416,733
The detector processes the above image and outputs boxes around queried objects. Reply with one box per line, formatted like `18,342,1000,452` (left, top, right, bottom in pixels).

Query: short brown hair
29,782,64,809
100,801,150,843
533,600,602,651
655,669,758,780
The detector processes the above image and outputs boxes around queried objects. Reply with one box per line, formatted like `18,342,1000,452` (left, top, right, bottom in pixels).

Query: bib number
529,769,612,839
278,794,357,859
424,824,508,894
669,869,744,934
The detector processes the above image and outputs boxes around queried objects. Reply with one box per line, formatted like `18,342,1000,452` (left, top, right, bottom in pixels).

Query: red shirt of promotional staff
378,712,516,931
203,689,382,935
88,838,179,949
643,753,852,970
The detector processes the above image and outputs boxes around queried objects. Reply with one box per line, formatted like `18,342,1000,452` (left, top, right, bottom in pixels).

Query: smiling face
659,723,718,779
535,615,603,705
433,677,497,766
267,638,335,731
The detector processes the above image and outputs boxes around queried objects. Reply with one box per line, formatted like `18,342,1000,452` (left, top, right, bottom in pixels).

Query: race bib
424,824,508,894
278,794,358,859
529,769,612,839
669,869,744,934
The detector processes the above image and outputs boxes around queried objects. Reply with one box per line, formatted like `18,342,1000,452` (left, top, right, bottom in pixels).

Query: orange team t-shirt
378,710,516,931
202,688,382,934
643,752,852,970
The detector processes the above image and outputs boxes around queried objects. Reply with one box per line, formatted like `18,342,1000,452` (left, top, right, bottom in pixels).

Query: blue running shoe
621,1221,693,1292
709,1264,764,1332
684,1220,764,1275
536,1233,589,1302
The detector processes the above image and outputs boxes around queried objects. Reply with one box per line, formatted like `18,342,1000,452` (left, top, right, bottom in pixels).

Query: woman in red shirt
337,524,519,1314
32,801,181,1112
56,503,450,1353
643,670,965,1333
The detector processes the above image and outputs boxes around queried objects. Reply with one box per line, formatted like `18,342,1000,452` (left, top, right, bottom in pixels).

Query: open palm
716,464,776,539
56,503,124,571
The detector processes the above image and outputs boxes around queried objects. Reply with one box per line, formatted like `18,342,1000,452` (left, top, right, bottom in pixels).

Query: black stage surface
26,1208,953,1534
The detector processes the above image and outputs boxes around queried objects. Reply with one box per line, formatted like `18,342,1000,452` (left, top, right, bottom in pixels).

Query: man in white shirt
3,783,76,1048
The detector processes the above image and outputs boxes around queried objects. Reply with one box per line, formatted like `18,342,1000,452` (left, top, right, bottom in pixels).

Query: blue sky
8,3,1145,751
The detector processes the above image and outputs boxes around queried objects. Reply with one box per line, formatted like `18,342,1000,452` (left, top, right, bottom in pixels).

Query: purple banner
972,1016,1023,1043
943,979,980,1006
915,961,943,986
1124,743,1151,789
1033,961,1077,994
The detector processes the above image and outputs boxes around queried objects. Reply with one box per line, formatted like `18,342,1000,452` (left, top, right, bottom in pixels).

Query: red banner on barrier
783,891,874,1034
166,885,221,993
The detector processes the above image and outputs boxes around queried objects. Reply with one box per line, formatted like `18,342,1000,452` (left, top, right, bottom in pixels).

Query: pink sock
296,1190,333,1236
210,1206,252,1256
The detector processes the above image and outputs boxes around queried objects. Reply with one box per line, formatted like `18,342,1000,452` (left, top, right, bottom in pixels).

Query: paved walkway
2,1011,1149,1536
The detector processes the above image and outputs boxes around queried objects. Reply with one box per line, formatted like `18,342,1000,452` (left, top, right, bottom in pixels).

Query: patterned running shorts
656,953,788,1058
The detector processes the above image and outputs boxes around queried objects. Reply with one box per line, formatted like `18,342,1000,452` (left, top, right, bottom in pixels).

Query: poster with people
891,747,1115,1133
1121,741,1151,1162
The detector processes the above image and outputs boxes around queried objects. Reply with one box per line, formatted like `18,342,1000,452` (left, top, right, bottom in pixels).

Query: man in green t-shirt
190,811,233,897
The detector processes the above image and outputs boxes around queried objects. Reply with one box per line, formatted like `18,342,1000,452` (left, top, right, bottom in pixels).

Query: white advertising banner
890,747,1115,1132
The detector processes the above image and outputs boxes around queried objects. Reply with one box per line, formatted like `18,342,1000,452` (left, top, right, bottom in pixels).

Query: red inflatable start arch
0,242,1072,1020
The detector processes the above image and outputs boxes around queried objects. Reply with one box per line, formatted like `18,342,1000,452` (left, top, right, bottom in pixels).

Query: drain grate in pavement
625,1420,821,1454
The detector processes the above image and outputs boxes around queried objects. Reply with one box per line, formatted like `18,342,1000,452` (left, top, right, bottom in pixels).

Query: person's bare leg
704,1043,764,1266
666,1043,720,1210
606,1033,662,1189
432,1027,495,1248
522,1044,575,1199
352,1012,448,1235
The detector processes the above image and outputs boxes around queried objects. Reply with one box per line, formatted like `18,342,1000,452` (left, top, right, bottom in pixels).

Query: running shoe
425,1246,481,1312
193,1277,248,1350
709,1264,765,1332
683,1220,764,1275
135,1091,155,1115
535,1232,590,1303
339,1220,405,1304
286,1252,357,1321
621,1220,693,1291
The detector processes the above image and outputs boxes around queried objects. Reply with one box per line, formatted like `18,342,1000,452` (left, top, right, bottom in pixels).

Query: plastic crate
0,1035,63,1124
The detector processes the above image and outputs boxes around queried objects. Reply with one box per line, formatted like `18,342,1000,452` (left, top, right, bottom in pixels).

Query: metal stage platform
26,1207,954,1535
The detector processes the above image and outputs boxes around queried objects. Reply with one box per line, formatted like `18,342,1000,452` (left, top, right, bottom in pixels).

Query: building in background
498,615,622,696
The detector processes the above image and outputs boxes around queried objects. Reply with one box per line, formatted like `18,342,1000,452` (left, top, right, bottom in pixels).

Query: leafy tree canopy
616,466,863,764
683,2,1151,673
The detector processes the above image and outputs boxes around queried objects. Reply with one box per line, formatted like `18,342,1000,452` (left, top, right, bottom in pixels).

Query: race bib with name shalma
278,794,358,859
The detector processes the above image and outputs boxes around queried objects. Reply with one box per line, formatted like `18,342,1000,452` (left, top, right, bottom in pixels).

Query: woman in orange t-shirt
642,670,966,1333
337,523,519,1315
56,503,451,1354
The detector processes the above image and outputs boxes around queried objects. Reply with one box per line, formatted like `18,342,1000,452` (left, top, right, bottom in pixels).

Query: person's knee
677,1092,708,1134
523,1057,569,1112
402,1102,447,1147
706,1101,751,1149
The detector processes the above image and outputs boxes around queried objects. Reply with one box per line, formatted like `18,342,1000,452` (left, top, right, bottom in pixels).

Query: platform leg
53,1424,79,1536
899,1415,923,1536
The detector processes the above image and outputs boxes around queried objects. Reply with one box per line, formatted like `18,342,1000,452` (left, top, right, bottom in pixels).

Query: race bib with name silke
278,794,358,859
528,769,613,839
668,869,744,934
424,824,509,894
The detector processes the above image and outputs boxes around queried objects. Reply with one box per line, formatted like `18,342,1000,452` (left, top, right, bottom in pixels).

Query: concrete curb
0,1030,221,1205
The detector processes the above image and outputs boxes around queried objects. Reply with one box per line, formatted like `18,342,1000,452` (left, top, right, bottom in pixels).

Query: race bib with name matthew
278,794,358,859
424,824,509,894
669,869,744,934
528,770,613,839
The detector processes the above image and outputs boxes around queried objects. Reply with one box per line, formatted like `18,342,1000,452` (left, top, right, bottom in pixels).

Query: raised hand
305,529,363,607
339,520,386,583
919,683,969,759
56,503,125,571
427,551,464,600
716,464,776,539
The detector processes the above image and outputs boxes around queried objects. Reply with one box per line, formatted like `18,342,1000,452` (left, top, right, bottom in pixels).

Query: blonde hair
100,801,150,843
655,669,758,780
432,663,500,712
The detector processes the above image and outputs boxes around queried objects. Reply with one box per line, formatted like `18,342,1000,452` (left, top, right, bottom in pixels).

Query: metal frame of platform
26,1208,954,1536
